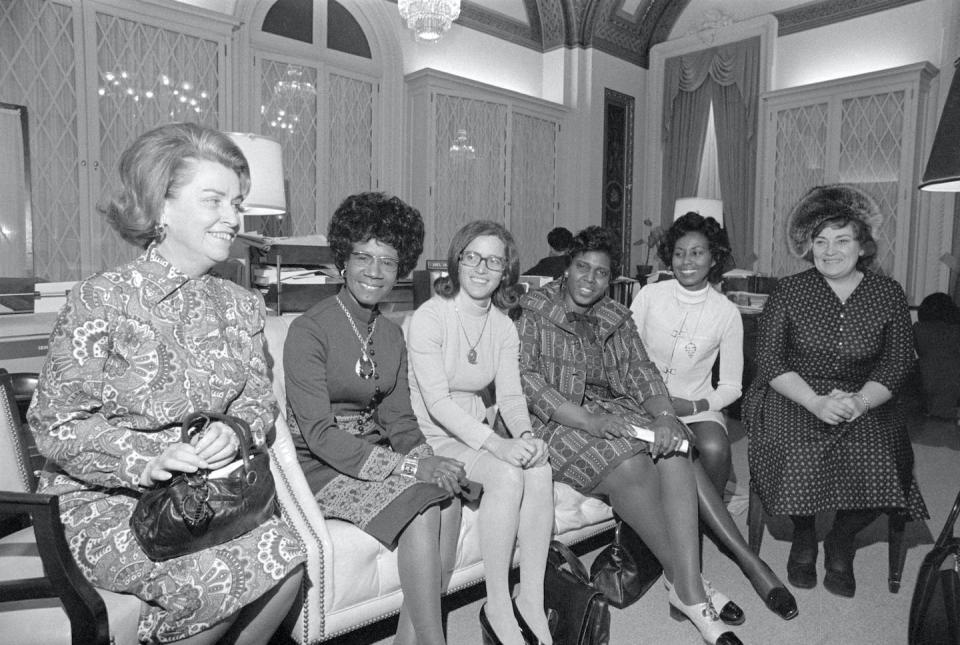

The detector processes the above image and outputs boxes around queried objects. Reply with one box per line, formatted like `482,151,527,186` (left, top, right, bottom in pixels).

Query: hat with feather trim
786,184,883,259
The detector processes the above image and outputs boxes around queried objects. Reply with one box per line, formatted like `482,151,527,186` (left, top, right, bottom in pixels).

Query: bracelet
399,456,418,480
855,392,872,411
657,410,677,420
520,431,534,439
691,400,699,415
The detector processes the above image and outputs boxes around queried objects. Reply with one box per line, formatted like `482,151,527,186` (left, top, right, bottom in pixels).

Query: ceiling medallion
398,0,461,43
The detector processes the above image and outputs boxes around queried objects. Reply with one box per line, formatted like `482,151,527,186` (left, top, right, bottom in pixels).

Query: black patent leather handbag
544,540,610,645
590,519,663,609
130,412,277,562
909,488,960,645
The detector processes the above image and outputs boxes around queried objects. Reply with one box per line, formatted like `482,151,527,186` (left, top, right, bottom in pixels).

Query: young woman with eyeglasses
407,220,555,645
284,192,466,645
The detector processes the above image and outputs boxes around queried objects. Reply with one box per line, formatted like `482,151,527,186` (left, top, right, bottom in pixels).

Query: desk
0,312,58,373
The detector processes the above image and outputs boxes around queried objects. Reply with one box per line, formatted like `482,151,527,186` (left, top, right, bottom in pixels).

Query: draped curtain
661,37,760,268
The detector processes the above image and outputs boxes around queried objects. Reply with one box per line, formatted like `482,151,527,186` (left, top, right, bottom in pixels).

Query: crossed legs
688,420,732,499
593,452,706,606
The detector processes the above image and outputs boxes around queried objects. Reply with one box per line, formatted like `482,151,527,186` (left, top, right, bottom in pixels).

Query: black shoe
512,598,549,645
786,540,817,589
479,604,504,645
764,586,799,620
823,531,856,598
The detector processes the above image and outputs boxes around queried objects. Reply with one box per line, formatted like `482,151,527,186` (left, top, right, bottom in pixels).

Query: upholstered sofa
263,313,616,643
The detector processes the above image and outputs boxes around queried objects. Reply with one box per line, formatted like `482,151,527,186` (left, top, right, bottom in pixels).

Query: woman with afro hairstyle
284,192,466,645
630,211,740,498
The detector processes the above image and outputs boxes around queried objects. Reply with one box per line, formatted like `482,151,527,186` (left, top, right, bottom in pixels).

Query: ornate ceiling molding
388,0,924,70
774,0,924,36
457,0,542,50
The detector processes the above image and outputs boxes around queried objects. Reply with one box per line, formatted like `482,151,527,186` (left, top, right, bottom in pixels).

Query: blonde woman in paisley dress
28,122,305,644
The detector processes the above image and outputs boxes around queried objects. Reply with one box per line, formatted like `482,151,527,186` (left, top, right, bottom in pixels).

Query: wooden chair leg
747,486,765,554
887,511,907,593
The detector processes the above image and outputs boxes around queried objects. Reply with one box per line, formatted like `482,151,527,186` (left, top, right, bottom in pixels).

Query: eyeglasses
460,250,506,272
350,251,400,274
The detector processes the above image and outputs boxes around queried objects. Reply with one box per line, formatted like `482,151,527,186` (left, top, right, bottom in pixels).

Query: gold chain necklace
454,302,490,365
336,295,378,379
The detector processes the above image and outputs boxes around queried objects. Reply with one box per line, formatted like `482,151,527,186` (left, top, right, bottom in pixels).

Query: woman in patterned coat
284,193,465,645
743,184,928,598
518,226,796,645
28,122,305,644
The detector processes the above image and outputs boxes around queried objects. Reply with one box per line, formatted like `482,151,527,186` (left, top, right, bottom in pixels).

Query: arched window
250,0,383,237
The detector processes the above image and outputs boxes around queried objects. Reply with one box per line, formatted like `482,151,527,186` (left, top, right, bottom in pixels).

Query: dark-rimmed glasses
460,250,506,272
350,251,400,274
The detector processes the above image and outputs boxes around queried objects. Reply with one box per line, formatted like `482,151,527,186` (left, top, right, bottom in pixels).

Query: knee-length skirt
746,386,928,520
537,393,652,494
57,486,306,644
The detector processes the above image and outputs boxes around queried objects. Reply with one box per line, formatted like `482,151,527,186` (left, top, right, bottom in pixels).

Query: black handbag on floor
130,412,277,561
544,540,610,645
909,488,960,645
589,519,663,608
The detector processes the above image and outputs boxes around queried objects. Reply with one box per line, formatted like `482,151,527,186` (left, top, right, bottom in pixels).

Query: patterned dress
28,246,306,644
283,291,449,546
742,268,928,519
517,282,667,493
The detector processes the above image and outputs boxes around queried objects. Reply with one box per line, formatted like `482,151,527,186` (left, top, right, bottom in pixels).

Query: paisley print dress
28,246,305,644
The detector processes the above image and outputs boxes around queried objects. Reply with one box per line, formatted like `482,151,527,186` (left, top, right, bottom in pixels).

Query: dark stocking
787,515,817,588
692,463,784,598
823,508,880,597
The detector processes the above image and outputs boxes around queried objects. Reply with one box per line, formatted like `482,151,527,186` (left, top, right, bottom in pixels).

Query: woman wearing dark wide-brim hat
742,184,929,598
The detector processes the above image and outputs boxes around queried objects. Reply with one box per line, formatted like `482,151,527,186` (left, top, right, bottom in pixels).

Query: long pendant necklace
336,295,378,379
662,312,689,385
454,302,490,365
676,284,706,358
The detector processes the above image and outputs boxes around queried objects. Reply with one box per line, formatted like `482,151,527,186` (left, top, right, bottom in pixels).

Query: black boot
823,509,880,598
787,515,817,589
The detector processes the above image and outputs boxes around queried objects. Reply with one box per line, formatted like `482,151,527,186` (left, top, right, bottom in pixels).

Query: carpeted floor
322,398,960,645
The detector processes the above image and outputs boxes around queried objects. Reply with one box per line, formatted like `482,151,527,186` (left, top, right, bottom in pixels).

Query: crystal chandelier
398,0,461,43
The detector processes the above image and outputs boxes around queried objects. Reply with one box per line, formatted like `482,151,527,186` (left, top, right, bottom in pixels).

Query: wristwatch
399,456,418,480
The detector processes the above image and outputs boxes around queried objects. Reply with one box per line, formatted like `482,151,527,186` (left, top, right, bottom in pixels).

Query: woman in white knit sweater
630,211,742,498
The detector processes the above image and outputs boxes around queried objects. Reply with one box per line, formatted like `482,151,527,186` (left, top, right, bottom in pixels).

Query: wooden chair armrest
0,491,111,645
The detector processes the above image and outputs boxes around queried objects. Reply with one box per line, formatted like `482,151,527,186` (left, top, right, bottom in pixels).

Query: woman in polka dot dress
742,184,927,599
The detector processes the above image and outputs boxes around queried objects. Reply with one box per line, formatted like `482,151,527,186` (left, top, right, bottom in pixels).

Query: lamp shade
674,197,723,227
920,59,960,192
226,132,286,214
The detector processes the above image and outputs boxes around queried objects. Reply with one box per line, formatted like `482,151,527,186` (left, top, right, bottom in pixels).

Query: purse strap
549,540,590,584
934,488,960,549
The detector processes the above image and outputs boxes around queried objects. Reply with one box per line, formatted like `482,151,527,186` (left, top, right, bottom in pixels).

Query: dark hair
434,220,522,311
807,215,878,270
657,212,733,284
918,292,960,324
104,122,251,249
566,226,622,279
328,192,424,277
547,227,573,252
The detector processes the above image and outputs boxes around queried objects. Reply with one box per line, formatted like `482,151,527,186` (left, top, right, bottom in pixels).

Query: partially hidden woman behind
406,221,554,645
742,184,928,598
27,122,305,645
517,226,797,645
283,193,465,645
631,212,741,498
